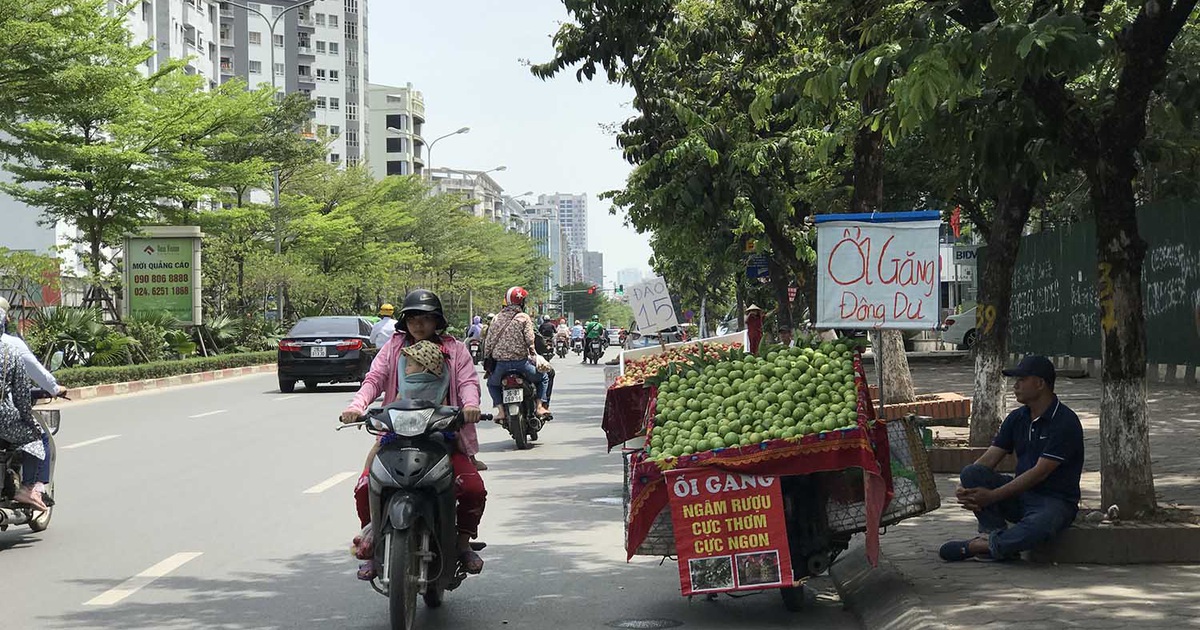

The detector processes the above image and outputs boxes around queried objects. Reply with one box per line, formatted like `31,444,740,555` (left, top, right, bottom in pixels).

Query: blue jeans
487,359,548,406
960,464,1077,558
21,434,51,485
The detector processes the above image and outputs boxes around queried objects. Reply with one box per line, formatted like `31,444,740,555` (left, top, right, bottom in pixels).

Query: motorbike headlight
388,408,434,437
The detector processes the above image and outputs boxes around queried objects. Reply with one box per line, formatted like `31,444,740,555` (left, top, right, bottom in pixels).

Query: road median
68,363,277,401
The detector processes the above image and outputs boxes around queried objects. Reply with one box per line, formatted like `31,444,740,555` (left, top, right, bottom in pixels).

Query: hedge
56,351,276,388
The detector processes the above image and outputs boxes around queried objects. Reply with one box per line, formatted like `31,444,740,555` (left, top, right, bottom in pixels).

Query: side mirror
49,351,64,372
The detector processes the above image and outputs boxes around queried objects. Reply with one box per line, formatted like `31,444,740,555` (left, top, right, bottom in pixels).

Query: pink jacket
346,331,481,457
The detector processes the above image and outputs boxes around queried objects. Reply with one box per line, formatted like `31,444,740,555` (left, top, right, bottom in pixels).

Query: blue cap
1003,355,1056,389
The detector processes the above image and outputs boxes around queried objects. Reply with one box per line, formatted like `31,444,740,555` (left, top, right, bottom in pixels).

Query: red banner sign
665,469,792,595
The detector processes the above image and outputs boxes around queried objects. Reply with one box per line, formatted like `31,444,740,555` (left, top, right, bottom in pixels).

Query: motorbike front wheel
509,414,530,450
387,527,422,630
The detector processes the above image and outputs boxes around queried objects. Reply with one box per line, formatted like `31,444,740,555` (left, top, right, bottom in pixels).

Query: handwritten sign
629,276,679,334
666,469,792,595
815,212,941,330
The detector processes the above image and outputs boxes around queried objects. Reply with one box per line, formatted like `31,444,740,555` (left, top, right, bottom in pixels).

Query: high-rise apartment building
582,251,604,287
366,83,425,178
429,169,505,221
216,0,369,166
121,0,223,86
523,205,569,295
537,193,588,254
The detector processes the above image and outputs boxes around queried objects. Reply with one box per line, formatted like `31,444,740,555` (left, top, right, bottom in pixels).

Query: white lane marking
188,409,228,419
273,395,299,401
84,552,203,606
60,435,121,450
303,471,358,494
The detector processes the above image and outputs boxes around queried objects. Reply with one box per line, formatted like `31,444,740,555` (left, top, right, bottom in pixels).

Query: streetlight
223,0,317,320
425,126,470,178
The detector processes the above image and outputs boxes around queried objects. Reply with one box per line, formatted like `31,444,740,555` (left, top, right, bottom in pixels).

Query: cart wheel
780,585,811,612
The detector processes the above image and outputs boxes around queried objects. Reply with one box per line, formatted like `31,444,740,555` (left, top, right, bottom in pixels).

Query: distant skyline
369,1,655,281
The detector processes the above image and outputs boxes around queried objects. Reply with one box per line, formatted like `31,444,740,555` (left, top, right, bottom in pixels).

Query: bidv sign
815,212,941,330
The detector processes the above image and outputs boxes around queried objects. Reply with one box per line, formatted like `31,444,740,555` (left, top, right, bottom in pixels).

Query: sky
367,0,655,284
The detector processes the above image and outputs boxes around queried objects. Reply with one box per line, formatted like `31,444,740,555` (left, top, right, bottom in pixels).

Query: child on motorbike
340,289,487,579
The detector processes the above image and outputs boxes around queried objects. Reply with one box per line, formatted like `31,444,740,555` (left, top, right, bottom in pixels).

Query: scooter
337,401,491,630
554,336,569,359
1,387,64,533
584,337,604,365
467,339,483,365
498,371,545,450
570,337,583,355
538,335,555,364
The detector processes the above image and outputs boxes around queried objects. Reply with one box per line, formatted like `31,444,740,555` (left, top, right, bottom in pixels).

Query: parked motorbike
1,388,64,534
584,337,604,365
570,337,583,355
554,336,569,359
467,339,483,365
499,371,545,450
337,401,491,630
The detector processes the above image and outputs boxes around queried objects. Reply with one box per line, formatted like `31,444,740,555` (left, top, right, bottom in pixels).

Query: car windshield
288,318,360,337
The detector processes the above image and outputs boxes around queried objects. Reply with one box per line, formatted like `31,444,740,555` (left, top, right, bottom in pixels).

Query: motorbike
467,339,483,365
583,337,604,365
1,388,63,534
570,337,583,355
553,336,569,359
499,370,545,450
337,401,491,630
537,335,555,364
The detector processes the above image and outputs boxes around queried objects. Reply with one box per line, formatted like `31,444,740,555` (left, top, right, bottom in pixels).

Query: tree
560,282,607,321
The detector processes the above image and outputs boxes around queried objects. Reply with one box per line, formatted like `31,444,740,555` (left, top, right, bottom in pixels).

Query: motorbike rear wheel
386,527,421,630
509,415,530,450
28,481,53,532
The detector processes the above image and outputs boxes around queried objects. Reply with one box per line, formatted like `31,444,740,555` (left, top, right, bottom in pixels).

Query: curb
861,351,970,365
829,543,953,630
68,363,277,401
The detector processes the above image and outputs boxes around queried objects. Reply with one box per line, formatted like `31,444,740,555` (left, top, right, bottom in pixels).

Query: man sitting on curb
939,355,1083,562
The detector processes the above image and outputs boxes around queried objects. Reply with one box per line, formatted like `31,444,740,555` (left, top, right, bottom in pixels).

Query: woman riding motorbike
0,313,48,512
483,287,551,421
340,289,487,578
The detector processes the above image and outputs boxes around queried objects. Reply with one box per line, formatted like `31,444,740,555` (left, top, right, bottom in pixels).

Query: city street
0,349,859,630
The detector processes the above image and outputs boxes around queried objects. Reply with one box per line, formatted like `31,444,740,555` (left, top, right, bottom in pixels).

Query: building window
345,0,357,11
328,69,339,82
386,161,408,176
249,60,262,73
385,114,403,130
329,42,339,55
315,40,326,53
248,2,260,11
273,33,284,47
345,102,357,120
248,31,261,45
330,153,341,163
330,125,340,135
315,97,327,109
386,137,407,153
328,15,339,27
315,68,326,80
348,75,357,91
329,97,340,111
315,12,325,25
270,4,282,17
345,23,357,39
347,156,360,167
274,62,285,75
346,130,358,147
142,1,150,20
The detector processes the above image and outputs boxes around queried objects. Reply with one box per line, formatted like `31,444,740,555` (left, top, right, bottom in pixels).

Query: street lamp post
425,126,470,179
223,0,316,320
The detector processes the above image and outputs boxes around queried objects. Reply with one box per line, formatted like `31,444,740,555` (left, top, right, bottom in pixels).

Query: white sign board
628,276,679,335
815,212,941,330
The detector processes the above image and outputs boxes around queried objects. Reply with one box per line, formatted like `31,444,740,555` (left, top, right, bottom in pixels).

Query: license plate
503,389,523,404
309,346,327,358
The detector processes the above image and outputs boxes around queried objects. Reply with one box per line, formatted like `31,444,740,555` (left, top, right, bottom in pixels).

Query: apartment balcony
411,93,425,123
220,34,234,47
296,45,315,57
297,14,315,29
297,72,316,88
220,61,235,75
219,7,234,19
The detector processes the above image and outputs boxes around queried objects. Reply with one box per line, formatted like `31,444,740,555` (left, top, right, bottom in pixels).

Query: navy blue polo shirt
993,397,1084,505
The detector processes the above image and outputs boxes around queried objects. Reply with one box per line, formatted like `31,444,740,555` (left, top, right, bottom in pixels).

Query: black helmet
397,289,447,332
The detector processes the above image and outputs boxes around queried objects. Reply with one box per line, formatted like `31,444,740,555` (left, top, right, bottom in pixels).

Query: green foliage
56,351,275,388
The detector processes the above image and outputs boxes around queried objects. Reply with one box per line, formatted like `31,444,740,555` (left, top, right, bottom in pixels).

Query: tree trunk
767,254,792,334
1091,171,1156,515
880,330,915,404
969,179,1036,446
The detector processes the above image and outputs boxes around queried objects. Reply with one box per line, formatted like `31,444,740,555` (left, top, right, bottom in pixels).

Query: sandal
472,457,489,471
938,540,974,562
357,560,378,581
459,550,484,574
14,487,48,512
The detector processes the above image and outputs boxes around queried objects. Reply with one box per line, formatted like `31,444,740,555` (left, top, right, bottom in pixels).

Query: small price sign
629,276,679,334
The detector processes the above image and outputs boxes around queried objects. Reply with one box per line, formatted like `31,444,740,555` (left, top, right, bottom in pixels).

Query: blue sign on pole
746,254,770,280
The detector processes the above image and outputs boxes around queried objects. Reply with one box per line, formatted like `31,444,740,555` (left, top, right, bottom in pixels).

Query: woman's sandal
357,560,378,581
459,550,484,574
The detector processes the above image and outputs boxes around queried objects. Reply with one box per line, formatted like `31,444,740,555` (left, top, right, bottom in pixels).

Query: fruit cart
602,337,939,610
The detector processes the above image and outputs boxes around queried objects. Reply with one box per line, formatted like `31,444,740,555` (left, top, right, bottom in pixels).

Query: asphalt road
0,348,861,630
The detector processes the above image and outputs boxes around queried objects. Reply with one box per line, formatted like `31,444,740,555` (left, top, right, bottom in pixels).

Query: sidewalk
834,359,1200,629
